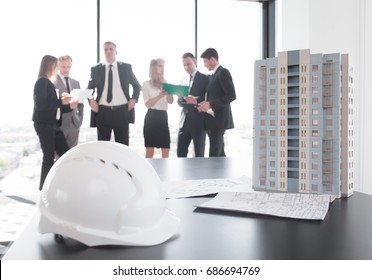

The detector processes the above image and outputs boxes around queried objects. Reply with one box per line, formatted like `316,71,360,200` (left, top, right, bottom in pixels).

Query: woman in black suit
32,55,74,190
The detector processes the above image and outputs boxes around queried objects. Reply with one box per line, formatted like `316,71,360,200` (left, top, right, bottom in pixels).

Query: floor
0,163,39,259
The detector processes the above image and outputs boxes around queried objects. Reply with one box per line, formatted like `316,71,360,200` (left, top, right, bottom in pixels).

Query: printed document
162,176,253,199
70,89,93,102
197,192,331,220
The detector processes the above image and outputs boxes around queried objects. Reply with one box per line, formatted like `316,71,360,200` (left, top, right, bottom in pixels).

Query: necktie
107,64,113,103
64,77,70,93
189,74,193,86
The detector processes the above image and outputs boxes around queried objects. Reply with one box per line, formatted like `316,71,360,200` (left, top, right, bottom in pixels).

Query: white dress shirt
142,80,168,111
99,61,128,106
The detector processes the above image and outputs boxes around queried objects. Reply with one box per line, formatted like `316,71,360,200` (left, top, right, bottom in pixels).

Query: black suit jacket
32,77,62,124
177,71,210,130
205,66,236,130
87,61,141,126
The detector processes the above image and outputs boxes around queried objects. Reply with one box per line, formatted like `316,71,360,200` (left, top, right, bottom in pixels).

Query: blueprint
197,191,331,220
161,176,253,199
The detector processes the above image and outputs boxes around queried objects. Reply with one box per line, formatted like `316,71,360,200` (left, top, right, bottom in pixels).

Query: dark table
4,158,372,259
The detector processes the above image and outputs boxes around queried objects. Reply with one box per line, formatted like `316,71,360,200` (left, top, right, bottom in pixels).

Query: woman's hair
38,55,58,79
149,58,165,87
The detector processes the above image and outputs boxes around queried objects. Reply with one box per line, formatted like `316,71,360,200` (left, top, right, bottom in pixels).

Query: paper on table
197,192,331,220
161,175,253,199
162,83,189,96
70,89,94,102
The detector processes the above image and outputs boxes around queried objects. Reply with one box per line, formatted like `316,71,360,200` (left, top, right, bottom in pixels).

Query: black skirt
143,109,170,148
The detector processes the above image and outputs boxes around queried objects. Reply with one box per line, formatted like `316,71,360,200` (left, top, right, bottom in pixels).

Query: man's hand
128,99,136,111
89,99,99,112
69,99,78,109
61,92,72,105
197,101,211,112
185,95,198,105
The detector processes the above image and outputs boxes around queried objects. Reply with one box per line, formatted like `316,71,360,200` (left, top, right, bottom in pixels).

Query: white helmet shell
38,141,180,246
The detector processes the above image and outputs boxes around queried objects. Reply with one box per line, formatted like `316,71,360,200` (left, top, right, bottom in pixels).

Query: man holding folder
176,52,210,157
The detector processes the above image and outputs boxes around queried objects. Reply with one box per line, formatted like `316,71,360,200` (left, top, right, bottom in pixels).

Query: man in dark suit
56,55,83,148
87,41,141,145
198,48,236,157
177,52,210,157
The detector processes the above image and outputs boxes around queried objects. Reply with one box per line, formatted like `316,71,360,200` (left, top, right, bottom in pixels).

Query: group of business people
32,41,236,190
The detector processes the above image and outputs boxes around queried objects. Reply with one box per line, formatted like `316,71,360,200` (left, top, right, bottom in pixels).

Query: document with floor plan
162,176,253,199
197,192,331,220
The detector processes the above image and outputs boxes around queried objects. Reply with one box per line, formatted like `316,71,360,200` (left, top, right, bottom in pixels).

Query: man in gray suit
55,55,84,148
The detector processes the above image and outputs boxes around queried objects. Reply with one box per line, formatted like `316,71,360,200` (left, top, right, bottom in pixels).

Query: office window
198,0,260,128
101,0,193,131
312,141,319,148
326,130,332,139
1,0,95,127
312,163,318,170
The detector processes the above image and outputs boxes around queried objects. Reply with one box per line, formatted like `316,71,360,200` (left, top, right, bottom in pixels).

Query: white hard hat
38,141,180,247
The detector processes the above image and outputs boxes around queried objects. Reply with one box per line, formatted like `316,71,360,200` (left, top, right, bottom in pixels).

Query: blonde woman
142,59,174,158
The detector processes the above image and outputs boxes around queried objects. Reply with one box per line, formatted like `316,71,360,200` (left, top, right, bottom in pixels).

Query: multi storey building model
253,49,354,197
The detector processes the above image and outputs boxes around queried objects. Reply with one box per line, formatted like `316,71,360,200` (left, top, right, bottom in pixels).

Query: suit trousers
34,122,69,190
60,108,82,148
97,104,129,145
177,120,206,157
207,129,226,157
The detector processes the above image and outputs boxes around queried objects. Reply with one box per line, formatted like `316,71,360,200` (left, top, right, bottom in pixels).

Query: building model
253,49,354,197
